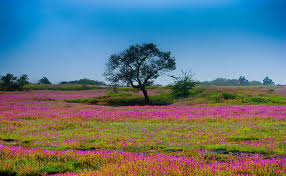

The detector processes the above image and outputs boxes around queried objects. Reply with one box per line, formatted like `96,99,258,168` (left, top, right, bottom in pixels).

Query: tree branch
143,67,165,85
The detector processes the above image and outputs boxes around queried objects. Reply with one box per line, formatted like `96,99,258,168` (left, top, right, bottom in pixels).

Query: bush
170,71,197,98
150,93,173,105
268,88,274,92
222,92,236,100
107,96,146,106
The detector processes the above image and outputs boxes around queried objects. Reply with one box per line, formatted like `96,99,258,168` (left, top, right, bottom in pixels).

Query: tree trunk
141,88,150,105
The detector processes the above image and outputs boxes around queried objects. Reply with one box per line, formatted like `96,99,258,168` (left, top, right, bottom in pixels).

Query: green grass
186,87,286,105
66,92,173,106
65,86,286,106
189,88,205,96
104,92,136,97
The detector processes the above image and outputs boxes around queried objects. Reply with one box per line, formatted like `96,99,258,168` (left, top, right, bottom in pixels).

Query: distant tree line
199,76,275,86
0,73,29,91
60,78,106,85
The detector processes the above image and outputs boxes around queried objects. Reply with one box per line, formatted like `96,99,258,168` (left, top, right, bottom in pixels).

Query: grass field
0,87,285,175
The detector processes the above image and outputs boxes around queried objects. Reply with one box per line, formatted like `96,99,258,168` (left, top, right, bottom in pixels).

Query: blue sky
0,0,285,84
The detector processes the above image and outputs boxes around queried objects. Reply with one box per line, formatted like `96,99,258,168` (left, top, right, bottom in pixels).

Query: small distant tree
263,76,275,85
104,43,176,104
38,77,52,84
170,70,197,98
239,76,248,86
0,73,29,91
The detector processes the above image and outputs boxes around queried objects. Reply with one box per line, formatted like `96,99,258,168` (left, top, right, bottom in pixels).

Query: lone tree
263,76,275,85
239,76,248,86
104,43,176,104
38,77,52,84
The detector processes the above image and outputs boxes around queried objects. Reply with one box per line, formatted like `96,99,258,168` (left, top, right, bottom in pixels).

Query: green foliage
170,71,197,98
66,98,98,104
107,96,146,106
263,76,275,85
189,88,204,96
196,88,286,105
150,93,173,105
105,92,135,97
268,88,274,92
239,76,248,86
107,93,173,106
104,43,176,104
222,92,236,100
67,93,173,106
38,77,52,84
0,73,29,91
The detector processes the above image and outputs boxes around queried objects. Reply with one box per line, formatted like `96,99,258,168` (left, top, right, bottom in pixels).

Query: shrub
268,88,274,92
149,93,173,105
222,92,236,100
170,71,197,98
0,73,29,91
107,96,146,106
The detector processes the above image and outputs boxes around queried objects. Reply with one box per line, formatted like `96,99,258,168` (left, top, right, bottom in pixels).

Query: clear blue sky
0,0,285,84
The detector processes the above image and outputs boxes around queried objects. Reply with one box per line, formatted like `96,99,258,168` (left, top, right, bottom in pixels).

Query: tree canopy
0,73,29,91
104,43,176,104
263,76,275,85
239,76,249,86
38,77,52,84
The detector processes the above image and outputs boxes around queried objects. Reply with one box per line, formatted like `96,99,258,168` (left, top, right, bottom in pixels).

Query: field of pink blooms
0,90,285,175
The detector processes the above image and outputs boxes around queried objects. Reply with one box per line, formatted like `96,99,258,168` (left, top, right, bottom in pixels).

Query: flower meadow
0,90,285,175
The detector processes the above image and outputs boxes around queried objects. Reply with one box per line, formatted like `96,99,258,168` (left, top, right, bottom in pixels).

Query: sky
0,0,285,85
